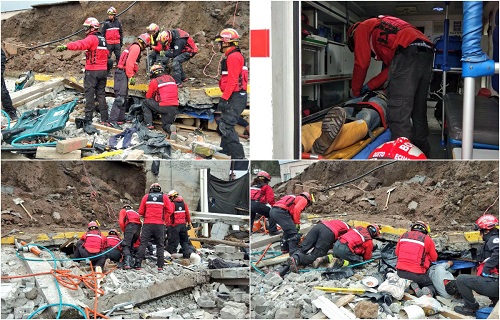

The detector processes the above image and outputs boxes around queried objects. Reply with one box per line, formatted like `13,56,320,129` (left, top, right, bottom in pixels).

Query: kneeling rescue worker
73,221,107,268
329,224,380,268
104,229,122,263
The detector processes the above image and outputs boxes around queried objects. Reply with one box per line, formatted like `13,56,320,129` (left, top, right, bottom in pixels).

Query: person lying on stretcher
301,91,388,155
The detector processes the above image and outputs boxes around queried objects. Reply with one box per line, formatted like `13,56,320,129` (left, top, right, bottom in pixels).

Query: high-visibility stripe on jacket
102,18,122,44
67,32,109,71
273,195,308,224
396,230,437,274
339,226,374,260
82,230,104,253
106,235,121,248
219,47,248,100
172,200,191,226
145,74,179,106
138,192,173,224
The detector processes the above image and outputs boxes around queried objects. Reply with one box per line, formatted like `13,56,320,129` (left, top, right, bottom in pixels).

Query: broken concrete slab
36,146,81,159
10,78,65,106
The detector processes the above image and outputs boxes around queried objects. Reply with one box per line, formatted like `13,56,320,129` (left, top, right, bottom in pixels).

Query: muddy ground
1,161,146,235
1,1,249,87
273,161,499,232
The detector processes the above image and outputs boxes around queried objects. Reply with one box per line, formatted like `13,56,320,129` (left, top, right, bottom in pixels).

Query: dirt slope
1,1,249,86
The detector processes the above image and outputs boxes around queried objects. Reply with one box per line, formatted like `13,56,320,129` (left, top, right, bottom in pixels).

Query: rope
81,162,115,220
232,1,239,28
483,196,499,215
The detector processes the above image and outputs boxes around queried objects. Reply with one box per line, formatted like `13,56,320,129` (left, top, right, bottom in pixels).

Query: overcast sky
1,1,64,12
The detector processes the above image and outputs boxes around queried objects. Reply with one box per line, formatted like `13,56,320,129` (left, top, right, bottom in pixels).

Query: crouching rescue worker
396,221,437,297
454,214,499,316
73,221,106,268
250,171,277,235
214,28,248,159
142,64,179,137
57,18,110,129
269,192,312,255
119,204,142,269
330,224,380,268
286,220,350,273
108,33,150,129
104,229,122,263
166,190,196,259
135,183,173,271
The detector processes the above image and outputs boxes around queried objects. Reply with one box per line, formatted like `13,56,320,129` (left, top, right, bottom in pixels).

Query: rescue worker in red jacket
101,6,123,76
396,221,438,297
142,64,179,136
250,171,278,235
287,220,351,273
73,221,107,268
135,183,174,271
156,29,198,86
104,229,122,263
269,192,312,255
118,204,142,269
165,190,196,259
57,18,111,128
108,33,150,129
455,215,499,316
214,28,248,159
331,224,380,267
347,16,433,156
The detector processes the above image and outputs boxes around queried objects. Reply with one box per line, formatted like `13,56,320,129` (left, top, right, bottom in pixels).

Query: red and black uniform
163,29,198,85
269,195,309,255
110,42,143,123
105,233,122,262
333,226,374,263
396,230,438,294
218,47,248,159
143,73,179,134
166,197,195,258
250,182,276,233
350,15,433,156
66,31,109,122
456,229,499,310
293,220,350,267
73,229,107,267
136,191,174,269
118,207,142,264
101,17,123,72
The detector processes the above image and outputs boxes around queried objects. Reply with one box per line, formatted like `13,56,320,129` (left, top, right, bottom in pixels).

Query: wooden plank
251,225,313,249
255,254,289,268
10,79,64,105
488,303,499,319
36,146,81,159
335,294,356,307
188,237,249,248
68,117,123,134
56,137,88,154
12,91,48,108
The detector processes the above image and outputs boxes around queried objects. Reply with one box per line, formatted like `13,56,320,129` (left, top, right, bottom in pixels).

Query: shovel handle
19,203,36,221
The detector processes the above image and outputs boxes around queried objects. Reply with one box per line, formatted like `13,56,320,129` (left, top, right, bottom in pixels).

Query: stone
22,284,38,300
354,300,379,319
148,307,174,318
263,272,283,286
218,284,230,294
275,308,299,319
408,201,418,210
52,212,61,221
197,294,216,308
220,306,244,319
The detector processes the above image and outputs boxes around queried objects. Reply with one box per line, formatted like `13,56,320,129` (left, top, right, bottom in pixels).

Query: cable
250,262,266,276
320,161,397,193
483,197,499,215
82,162,115,220
11,132,59,148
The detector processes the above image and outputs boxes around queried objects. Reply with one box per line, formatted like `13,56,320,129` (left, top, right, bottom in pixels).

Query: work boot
287,256,299,273
123,255,132,270
275,264,290,278
311,107,346,155
411,283,432,298
312,255,329,269
7,112,18,121
83,121,98,135
134,260,142,270
146,123,155,130
170,124,177,141
454,305,477,316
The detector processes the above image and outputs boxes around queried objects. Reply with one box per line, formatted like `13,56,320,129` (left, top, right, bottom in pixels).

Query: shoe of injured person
287,256,299,273
454,305,477,316
312,256,329,269
311,107,346,155
411,283,432,298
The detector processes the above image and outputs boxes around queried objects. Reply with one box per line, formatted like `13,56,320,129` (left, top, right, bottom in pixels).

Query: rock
408,201,418,210
197,293,216,308
263,272,283,286
52,212,61,221
275,308,299,319
354,301,378,319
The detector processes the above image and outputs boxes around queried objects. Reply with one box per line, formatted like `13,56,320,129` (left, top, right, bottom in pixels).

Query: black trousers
122,223,141,257
332,240,363,264
251,200,278,233
73,241,106,267
110,69,129,122
142,99,178,133
397,269,436,295
84,69,108,121
294,223,335,266
171,52,194,84
270,207,299,255
107,44,122,72
456,274,499,309
386,46,433,156
137,224,165,268
1,68,15,115
166,224,194,258
219,91,247,159
105,247,122,262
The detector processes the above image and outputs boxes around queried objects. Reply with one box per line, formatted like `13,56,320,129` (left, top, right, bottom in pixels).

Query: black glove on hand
186,223,192,231
218,98,229,112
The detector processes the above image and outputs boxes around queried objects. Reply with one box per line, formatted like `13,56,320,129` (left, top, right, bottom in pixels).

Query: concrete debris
354,300,379,319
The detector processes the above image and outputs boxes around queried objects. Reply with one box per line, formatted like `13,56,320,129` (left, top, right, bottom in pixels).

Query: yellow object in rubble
313,287,366,294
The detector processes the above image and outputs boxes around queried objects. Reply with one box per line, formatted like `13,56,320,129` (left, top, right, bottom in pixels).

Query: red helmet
369,137,427,160
146,23,160,34
88,221,99,229
107,7,117,15
347,22,361,52
175,196,184,202
83,17,100,30
137,33,151,46
411,221,430,234
108,229,118,235
475,214,499,230
149,183,161,192
257,171,271,181
149,64,164,77
215,28,240,43
300,192,312,204
157,30,172,44
367,224,380,238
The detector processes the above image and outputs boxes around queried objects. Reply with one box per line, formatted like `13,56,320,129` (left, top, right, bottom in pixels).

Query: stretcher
323,127,390,159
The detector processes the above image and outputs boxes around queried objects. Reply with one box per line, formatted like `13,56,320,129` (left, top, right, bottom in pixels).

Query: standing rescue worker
135,183,174,271
250,171,278,235
104,229,122,263
101,6,123,76
73,221,107,268
1,49,16,120
108,33,150,129
287,220,351,273
57,18,111,127
214,28,248,159
146,23,161,67
118,204,142,269
156,29,198,86
395,221,438,297
165,190,195,259
454,215,499,316
269,192,312,255
347,16,434,156
142,64,179,136
331,224,380,267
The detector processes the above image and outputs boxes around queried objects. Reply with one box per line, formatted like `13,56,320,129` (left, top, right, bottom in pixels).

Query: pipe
441,2,450,144
462,77,476,159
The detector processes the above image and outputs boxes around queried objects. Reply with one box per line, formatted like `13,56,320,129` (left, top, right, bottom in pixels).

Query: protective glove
56,45,68,52
129,77,136,86
295,224,301,232
159,50,166,57
360,84,370,95
186,223,192,231
218,98,229,112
